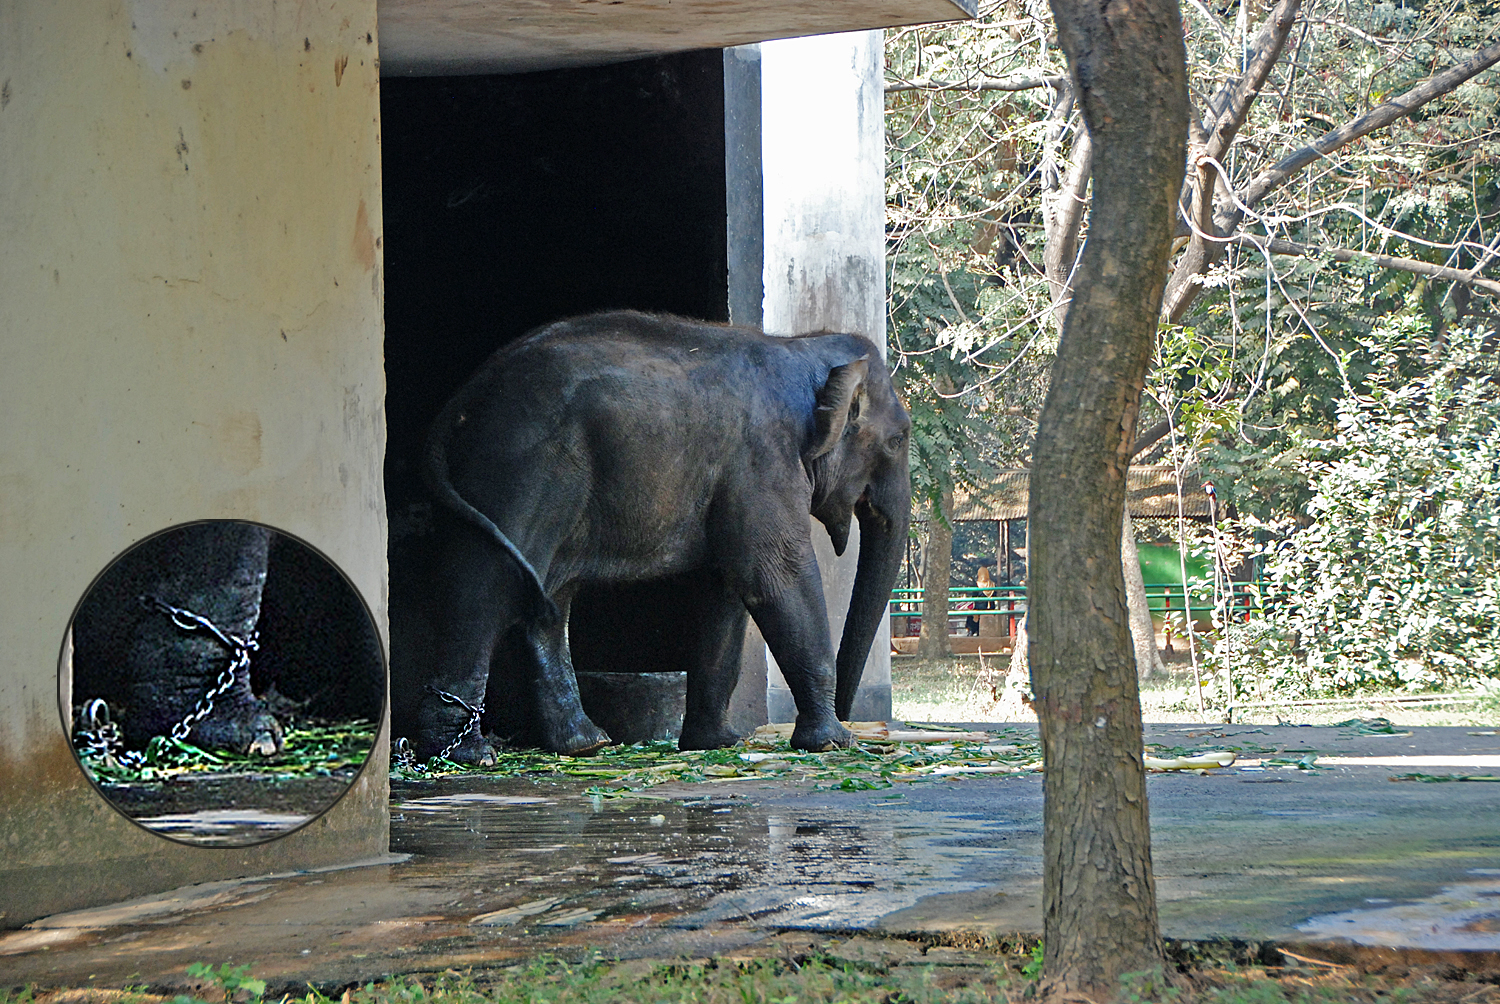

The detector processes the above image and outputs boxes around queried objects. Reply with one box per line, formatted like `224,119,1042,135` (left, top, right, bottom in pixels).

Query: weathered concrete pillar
0,0,387,927
755,30,892,724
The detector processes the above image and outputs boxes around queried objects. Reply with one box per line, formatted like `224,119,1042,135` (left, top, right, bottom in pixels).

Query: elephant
413,310,911,761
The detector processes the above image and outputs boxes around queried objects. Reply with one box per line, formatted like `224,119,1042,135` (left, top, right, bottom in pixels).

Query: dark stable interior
381,50,733,746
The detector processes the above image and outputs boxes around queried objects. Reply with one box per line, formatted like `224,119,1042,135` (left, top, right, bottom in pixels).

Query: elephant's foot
413,727,497,766
434,729,498,766
191,700,285,756
542,711,612,757
678,724,743,751
790,717,855,752
415,694,496,765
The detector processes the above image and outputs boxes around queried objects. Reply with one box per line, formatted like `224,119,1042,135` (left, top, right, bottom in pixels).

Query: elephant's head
804,343,912,720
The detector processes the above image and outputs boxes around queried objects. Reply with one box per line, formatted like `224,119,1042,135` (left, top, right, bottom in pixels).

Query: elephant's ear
808,355,870,460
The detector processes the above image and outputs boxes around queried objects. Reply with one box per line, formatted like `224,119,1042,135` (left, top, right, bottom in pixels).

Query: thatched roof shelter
922,467,1216,522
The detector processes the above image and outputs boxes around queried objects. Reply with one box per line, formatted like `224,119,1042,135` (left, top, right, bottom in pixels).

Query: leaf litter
393,721,1046,794
393,720,1274,794
78,722,378,785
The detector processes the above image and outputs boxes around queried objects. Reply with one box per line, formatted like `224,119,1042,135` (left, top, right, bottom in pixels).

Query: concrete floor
3,724,1499,992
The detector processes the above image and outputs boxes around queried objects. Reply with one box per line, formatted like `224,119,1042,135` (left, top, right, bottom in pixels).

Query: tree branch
1043,130,1093,331
1201,0,1303,161
1130,417,1175,458
1162,35,1500,323
1233,36,1500,214
886,73,1068,93
1231,234,1500,296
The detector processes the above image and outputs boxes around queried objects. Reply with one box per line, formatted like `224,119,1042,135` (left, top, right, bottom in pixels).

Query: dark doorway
381,51,732,746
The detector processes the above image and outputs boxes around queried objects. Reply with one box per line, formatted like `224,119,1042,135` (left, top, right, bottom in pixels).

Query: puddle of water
396,794,554,810
1298,880,1500,949
385,779,1033,936
134,809,312,844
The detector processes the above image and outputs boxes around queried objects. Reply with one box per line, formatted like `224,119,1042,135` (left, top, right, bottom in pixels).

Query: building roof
379,0,977,76
927,467,1216,522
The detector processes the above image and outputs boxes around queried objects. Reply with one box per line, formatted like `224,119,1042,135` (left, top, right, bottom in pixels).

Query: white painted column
759,30,892,723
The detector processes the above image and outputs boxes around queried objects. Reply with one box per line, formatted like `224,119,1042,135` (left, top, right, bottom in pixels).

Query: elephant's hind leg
524,593,611,756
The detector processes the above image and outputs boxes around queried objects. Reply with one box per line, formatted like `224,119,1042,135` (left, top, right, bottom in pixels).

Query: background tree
885,0,1499,993
887,0,1500,697
887,22,1056,661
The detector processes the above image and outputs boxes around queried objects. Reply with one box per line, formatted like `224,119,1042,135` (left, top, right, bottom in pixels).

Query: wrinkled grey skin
71,522,285,755
418,311,911,760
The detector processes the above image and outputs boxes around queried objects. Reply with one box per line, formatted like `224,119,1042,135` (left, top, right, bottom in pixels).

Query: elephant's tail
423,389,561,627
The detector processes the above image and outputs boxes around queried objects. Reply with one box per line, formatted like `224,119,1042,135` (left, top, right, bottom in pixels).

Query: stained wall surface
0,0,389,927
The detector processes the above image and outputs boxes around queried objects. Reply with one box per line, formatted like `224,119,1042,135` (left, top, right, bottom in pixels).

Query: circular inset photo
62,521,386,846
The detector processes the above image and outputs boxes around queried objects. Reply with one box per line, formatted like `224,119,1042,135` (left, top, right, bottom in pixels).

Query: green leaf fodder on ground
180,963,266,1004
392,728,1045,794
77,721,378,785
1333,718,1412,737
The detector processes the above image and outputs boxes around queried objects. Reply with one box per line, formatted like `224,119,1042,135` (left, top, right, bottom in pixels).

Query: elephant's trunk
834,472,911,721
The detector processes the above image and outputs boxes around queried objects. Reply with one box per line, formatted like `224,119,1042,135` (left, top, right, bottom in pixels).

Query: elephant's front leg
679,585,750,751
746,550,855,752
524,590,612,756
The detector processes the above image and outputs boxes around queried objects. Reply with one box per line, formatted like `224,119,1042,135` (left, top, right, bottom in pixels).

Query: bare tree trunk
1031,0,1188,996
917,489,954,659
998,613,1032,718
1037,97,1169,688
1123,511,1166,679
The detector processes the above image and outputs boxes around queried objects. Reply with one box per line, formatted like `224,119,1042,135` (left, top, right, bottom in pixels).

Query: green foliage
884,0,1500,706
1021,940,1045,980
394,730,1043,790
1227,322,1500,697
1164,0,1500,524
77,722,377,785
182,962,266,1004
292,954,1016,1004
885,3,1061,506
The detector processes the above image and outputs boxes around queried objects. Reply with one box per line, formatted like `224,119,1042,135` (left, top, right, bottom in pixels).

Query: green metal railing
891,582,1259,620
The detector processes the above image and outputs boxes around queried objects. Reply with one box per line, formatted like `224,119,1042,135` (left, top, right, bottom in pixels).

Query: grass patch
891,655,1500,728
12,946,1500,1004
892,655,1015,724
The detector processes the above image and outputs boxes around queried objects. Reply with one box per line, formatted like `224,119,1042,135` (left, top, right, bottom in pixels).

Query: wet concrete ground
4,724,1499,991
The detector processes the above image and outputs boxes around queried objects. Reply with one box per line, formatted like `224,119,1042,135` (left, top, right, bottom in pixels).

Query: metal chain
424,685,485,765
392,686,485,771
72,697,144,770
139,594,259,744
392,736,418,772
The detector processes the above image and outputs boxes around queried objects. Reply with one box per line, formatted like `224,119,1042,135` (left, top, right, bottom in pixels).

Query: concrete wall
0,0,389,928
758,31,893,723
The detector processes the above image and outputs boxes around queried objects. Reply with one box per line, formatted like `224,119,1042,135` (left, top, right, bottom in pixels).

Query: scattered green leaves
392,729,1043,795
183,962,266,1004
78,722,376,785
1021,940,1045,981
